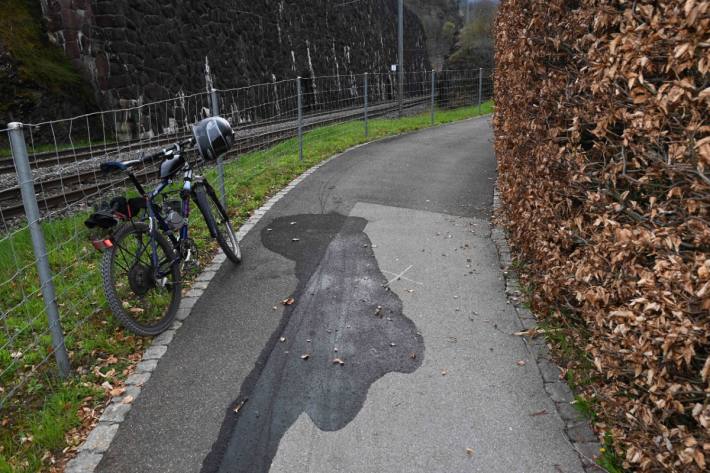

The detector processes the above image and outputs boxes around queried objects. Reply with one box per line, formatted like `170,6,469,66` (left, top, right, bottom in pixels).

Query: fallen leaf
529,410,548,417
300,353,310,360
332,357,345,365
516,360,527,366
513,327,541,337
282,297,295,305
105,355,119,364
129,307,145,314
466,448,474,456
109,387,125,397
122,395,134,405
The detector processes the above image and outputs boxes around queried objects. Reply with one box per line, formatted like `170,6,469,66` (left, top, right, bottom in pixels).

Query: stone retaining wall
43,0,428,107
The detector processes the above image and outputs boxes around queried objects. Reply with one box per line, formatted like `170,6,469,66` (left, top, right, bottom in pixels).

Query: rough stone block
99,402,131,423
112,385,141,404
79,423,119,453
204,263,222,272
125,371,151,387
153,329,176,345
545,381,574,403
196,270,217,282
64,452,103,473
574,441,603,466
537,359,562,383
179,297,198,311
556,401,585,425
185,288,203,299
135,359,158,373
142,345,167,360
567,422,598,443
192,280,210,290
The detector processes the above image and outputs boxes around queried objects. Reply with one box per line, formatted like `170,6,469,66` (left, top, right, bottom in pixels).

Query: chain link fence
0,68,493,410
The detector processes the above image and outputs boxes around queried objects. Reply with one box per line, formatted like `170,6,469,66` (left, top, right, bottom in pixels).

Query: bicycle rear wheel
101,222,181,336
194,183,242,264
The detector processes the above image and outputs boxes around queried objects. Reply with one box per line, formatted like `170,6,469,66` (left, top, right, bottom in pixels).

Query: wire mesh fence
0,68,493,411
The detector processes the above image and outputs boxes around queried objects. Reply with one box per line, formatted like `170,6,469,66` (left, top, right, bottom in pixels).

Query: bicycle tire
194,183,242,264
101,222,181,336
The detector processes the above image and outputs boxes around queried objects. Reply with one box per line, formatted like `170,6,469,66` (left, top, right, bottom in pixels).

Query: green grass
598,433,626,473
0,103,492,471
572,394,597,421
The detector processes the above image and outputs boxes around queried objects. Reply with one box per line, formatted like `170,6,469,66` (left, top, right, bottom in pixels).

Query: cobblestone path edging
491,185,606,473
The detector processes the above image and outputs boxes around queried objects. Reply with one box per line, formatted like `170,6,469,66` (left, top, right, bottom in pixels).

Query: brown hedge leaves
494,1,709,471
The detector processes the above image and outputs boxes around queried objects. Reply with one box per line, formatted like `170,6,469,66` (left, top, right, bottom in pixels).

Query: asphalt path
98,117,585,473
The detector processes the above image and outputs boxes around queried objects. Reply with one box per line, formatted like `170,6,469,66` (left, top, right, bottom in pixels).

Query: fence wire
0,68,493,411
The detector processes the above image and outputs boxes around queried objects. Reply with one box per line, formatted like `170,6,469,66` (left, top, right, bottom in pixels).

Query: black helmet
191,116,234,161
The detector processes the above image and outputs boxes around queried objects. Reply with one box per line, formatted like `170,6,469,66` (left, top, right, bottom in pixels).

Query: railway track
1,98,427,219
0,99,423,174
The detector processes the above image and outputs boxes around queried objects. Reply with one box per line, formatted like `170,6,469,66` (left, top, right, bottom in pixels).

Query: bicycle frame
122,154,201,280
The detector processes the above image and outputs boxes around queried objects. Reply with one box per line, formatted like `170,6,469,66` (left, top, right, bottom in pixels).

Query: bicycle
85,116,241,336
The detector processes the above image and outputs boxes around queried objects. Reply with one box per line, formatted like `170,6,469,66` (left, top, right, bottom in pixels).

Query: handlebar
141,137,195,164
100,137,195,174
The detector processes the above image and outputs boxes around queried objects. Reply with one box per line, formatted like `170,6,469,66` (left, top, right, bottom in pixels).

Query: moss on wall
0,0,94,122
0,0,84,90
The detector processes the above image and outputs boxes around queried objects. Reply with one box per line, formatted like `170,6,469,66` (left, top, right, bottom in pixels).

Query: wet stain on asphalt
201,213,424,473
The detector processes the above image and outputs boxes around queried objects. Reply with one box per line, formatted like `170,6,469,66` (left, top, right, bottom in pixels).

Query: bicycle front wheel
101,222,181,336
194,183,242,264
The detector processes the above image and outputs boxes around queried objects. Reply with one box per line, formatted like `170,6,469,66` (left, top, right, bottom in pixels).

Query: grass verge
0,102,492,472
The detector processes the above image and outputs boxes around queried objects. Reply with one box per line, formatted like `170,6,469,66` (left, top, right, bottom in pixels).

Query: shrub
494,1,709,471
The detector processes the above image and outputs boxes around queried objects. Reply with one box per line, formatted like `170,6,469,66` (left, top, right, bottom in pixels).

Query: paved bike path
98,117,585,473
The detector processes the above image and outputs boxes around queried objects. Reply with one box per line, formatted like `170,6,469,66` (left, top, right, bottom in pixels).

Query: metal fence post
297,76,303,161
364,72,369,138
431,69,436,125
478,67,483,114
209,87,226,207
8,122,70,379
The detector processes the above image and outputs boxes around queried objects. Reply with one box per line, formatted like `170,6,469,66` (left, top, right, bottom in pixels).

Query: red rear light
91,239,114,251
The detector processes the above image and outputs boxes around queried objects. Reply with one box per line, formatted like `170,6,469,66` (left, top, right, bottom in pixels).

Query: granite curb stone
491,185,605,472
